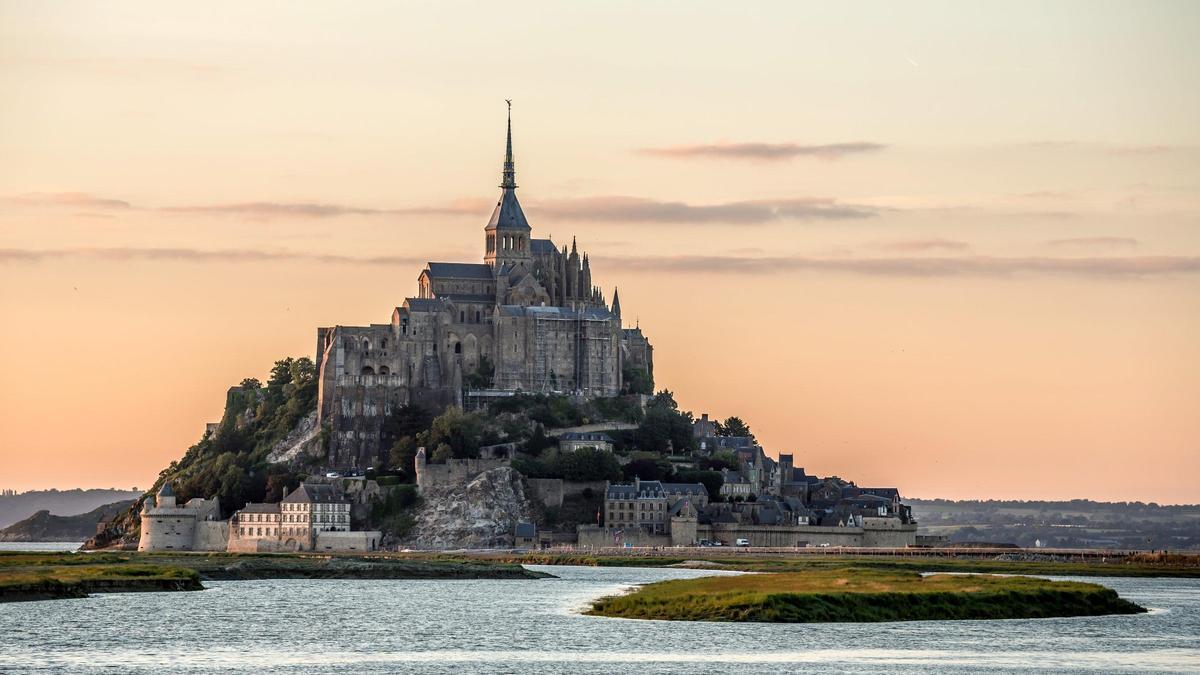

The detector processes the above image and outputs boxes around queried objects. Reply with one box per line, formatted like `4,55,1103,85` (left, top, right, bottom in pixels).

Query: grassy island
0,551,550,603
587,568,1146,623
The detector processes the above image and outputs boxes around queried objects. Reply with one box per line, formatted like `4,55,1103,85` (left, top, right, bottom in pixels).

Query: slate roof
530,238,557,254
560,432,613,443
661,483,708,497
404,297,445,312
238,503,280,514
443,294,495,304
606,482,665,500
157,483,174,497
858,487,900,500
425,262,495,280
607,481,706,501
698,436,757,450
281,483,346,504
487,189,531,231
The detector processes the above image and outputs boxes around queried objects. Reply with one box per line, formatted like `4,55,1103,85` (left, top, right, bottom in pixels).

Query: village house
557,432,614,453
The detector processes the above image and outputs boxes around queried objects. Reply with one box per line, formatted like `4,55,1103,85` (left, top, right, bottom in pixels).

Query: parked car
735,538,751,547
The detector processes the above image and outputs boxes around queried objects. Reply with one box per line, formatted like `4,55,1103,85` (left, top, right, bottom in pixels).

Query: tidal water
0,565,1197,674
0,542,82,553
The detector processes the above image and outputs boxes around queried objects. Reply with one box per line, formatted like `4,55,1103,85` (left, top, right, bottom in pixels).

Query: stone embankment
404,467,536,549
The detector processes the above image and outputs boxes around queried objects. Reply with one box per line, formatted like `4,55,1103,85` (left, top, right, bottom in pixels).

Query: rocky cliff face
403,467,535,549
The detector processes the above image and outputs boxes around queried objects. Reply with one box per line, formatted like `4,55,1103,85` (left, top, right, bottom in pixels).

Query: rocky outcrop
403,467,536,549
267,410,321,463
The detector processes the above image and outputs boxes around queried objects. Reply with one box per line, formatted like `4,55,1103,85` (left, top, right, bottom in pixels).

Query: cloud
596,254,1200,278
530,196,880,224
0,247,430,266
6,57,236,81
162,202,386,218
1047,237,1139,250
3,192,133,210
7,190,876,224
4,247,1196,279
3,192,491,220
871,238,970,252
640,141,887,161
1011,141,1193,156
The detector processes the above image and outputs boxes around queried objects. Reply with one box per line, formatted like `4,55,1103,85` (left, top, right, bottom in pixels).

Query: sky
1,1,1197,503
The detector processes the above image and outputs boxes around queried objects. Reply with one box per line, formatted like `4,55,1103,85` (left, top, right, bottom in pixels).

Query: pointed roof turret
612,287,621,319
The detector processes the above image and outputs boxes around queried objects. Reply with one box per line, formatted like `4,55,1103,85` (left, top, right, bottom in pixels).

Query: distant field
587,568,1146,623
908,499,1200,549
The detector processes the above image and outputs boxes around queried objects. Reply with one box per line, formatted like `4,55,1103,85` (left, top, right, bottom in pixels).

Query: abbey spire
501,99,517,190
485,100,531,266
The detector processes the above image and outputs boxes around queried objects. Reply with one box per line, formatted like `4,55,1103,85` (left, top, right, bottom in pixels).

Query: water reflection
0,564,1196,674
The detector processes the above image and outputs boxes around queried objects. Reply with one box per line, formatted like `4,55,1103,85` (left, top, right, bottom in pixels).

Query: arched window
362,338,371,351
475,310,481,323
361,366,375,375
460,310,466,323
379,366,390,375
454,342,462,354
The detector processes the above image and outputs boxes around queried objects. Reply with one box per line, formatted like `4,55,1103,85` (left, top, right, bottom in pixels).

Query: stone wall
577,525,672,549
525,478,564,508
193,521,230,551
315,530,382,552
415,450,512,494
690,521,917,547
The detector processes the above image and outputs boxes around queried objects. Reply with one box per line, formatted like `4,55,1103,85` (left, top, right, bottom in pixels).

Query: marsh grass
0,551,546,601
587,568,1146,622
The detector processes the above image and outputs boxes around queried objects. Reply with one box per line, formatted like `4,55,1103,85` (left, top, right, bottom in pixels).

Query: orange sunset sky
1,2,1198,502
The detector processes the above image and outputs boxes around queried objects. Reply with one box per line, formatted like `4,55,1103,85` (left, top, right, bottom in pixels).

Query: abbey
315,107,653,469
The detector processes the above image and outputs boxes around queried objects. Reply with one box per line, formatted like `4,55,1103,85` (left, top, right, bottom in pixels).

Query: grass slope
587,568,1146,623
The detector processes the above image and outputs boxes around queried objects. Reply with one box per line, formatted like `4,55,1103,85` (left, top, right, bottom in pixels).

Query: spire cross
501,100,517,189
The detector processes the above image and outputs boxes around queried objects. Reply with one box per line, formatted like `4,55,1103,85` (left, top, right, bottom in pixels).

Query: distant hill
0,489,143,530
910,498,1200,550
0,500,136,542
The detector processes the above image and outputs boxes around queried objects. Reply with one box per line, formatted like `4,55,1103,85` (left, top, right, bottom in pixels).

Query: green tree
380,404,434,449
716,416,755,441
634,391,695,454
674,469,724,501
428,407,487,458
387,437,419,480
622,364,654,395
551,447,622,482
465,355,495,389
431,443,454,463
